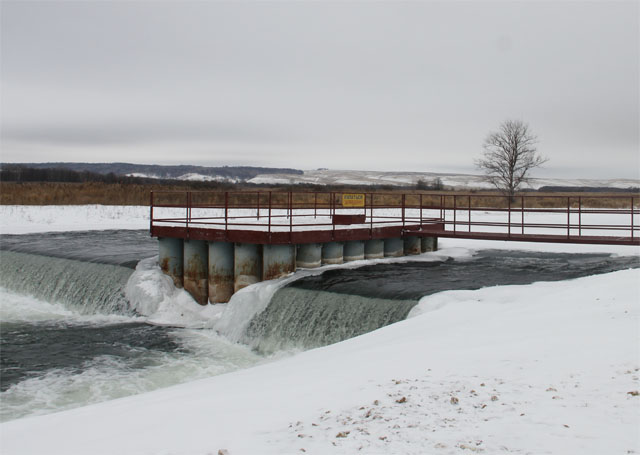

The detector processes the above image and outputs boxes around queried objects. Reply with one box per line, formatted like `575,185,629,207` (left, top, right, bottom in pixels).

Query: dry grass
1,182,638,209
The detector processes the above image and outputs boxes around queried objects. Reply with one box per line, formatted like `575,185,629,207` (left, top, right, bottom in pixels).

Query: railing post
268,191,272,234
631,197,635,240
186,191,192,239
314,192,317,219
149,191,154,234
331,192,335,218
453,195,457,235
578,196,582,237
331,192,336,240
289,191,293,240
521,195,524,235
507,195,511,238
224,192,229,235
370,192,374,236
420,194,423,229
402,194,406,227
569,196,572,238
468,195,471,233
257,192,260,220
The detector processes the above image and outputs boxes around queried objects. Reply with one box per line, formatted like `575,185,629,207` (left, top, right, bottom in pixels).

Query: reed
1,182,637,209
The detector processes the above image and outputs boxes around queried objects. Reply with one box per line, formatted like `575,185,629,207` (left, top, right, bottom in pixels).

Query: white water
0,287,263,422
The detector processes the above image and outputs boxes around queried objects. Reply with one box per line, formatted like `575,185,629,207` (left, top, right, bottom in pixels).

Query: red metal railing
150,190,639,246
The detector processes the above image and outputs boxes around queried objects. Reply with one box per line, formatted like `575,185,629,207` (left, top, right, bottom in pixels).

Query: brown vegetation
1,181,637,209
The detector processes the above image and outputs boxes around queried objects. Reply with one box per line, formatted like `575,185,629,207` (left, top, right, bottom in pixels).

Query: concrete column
343,240,365,262
158,237,184,288
384,237,404,257
421,237,438,253
296,243,322,268
234,243,262,293
208,241,234,304
404,236,421,255
263,244,296,281
322,242,343,265
183,239,208,305
364,239,384,259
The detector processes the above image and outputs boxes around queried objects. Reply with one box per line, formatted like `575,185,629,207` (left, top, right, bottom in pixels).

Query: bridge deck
150,190,640,246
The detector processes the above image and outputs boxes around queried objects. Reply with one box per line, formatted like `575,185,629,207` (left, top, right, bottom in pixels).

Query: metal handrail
150,190,639,245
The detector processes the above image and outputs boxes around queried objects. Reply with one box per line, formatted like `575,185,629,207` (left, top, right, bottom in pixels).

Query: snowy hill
249,169,640,191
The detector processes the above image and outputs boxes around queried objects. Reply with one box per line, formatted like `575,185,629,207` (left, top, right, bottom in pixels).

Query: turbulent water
1,229,638,421
246,251,640,352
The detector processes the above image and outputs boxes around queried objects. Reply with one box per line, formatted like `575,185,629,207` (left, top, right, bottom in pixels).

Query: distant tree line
1,165,151,184
0,165,244,189
2,162,304,180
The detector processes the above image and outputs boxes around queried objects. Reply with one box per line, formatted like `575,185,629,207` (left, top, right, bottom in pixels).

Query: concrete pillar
296,243,322,268
421,237,438,253
183,239,208,305
384,237,404,257
404,236,421,255
322,242,343,265
263,244,296,281
208,241,234,304
234,243,262,293
364,239,384,259
158,237,184,288
343,240,365,262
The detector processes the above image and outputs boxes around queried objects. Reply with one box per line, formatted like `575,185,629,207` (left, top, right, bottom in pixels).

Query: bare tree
475,120,547,198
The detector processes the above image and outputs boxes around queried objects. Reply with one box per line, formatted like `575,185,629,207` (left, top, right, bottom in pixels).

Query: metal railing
150,190,639,245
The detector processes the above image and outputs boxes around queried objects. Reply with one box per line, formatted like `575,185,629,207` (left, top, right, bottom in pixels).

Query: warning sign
342,193,365,207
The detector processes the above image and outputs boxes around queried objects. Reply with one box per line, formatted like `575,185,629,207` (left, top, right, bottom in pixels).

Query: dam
149,190,638,304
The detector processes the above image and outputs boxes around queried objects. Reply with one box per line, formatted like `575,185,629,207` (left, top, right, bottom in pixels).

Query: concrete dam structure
150,190,638,304
158,236,437,304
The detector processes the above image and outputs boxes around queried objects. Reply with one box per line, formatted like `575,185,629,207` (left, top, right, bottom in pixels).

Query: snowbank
0,205,150,234
2,269,638,455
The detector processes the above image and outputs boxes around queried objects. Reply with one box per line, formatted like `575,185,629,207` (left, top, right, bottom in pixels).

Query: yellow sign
342,193,365,207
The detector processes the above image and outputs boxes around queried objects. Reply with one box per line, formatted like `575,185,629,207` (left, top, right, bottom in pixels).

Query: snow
1,268,638,454
248,169,640,190
1,204,639,454
0,205,150,234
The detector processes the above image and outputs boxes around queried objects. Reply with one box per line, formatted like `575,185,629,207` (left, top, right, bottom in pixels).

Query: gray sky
1,1,638,178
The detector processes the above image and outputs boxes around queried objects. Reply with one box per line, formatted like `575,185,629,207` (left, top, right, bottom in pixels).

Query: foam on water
0,320,261,422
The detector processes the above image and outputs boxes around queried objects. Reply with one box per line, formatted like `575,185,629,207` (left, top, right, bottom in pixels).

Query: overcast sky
1,1,638,178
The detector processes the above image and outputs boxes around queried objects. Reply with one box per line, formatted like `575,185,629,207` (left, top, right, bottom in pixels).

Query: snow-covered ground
248,169,640,191
1,205,639,454
0,205,151,234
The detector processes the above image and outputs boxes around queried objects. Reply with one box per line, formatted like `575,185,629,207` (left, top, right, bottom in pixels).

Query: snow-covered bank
0,205,149,234
2,268,638,455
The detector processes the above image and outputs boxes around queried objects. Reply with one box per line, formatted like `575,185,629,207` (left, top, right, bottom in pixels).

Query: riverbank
1,267,638,454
